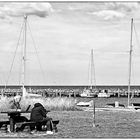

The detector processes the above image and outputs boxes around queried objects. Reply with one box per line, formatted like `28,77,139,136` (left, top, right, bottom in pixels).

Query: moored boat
98,90,110,98
80,88,97,98
4,15,43,99
80,49,97,98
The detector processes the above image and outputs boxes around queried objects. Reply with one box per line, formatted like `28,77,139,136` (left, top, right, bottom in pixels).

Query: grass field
1,110,140,138
1,97,140,138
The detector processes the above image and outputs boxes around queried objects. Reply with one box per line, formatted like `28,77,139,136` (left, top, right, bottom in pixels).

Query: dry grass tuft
20,97,77,111
0,96,77,111
0,96,12,112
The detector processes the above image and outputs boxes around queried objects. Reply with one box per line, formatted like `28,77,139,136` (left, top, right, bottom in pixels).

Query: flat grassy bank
1,110,140,138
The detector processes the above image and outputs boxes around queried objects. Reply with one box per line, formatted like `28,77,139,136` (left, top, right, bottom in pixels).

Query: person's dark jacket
30,103,47,122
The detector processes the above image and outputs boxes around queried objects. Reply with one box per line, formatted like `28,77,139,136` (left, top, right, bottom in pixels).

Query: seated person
13,93,22,110
9,92,22,111
30,103,53,134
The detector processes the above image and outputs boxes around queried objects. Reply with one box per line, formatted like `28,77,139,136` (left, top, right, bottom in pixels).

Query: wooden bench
0,105,31,132
16,120,59,132
0,121,10,131
15,121,36,132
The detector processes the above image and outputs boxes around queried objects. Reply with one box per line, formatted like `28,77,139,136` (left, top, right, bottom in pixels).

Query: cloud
88,2,140,20
105,2,140,12
91,10,125,20
0,2,53,20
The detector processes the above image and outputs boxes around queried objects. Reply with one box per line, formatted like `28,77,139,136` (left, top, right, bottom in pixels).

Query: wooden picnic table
0,110,59,133
1,110,31,132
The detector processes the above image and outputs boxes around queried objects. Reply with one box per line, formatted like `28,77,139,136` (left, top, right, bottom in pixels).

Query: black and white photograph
1,0,140,138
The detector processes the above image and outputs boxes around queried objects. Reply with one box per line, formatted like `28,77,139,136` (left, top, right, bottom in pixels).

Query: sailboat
127,18,133,108
5,15,42,98
100,18,140,111
80,49,97,98
127,18,140,109
102,18,140,110
78,18,140,111
20,16,42,98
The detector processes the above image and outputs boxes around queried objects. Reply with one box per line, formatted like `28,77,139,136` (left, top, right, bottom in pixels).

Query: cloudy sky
0,2,140,86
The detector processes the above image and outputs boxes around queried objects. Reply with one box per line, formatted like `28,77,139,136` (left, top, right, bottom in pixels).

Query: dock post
55,92,58,97
118,92,120,98
93,100,96,127
131,91,134,99
74,92,76,98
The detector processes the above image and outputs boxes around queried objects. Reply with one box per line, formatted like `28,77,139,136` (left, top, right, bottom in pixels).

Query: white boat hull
80,94,96,98
98,93,110,98
80,89,97,98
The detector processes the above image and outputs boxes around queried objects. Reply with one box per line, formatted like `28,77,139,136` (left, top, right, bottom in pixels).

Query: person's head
34,102,43,108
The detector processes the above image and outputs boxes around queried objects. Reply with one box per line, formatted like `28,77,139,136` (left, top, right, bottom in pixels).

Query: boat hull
98,93,110,98
80,94,97,98
80,89,97,98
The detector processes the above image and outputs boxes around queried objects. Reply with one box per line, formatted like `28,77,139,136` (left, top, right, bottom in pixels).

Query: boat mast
128,18,133,107
90,49,93,90
22,15,27,93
